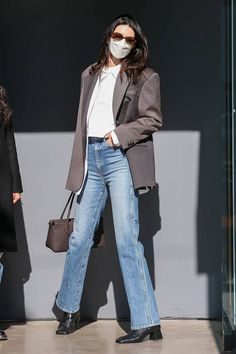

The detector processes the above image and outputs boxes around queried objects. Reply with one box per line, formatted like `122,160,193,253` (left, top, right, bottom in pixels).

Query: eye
111,32,136,48
125,37,136,47
111,33,123,42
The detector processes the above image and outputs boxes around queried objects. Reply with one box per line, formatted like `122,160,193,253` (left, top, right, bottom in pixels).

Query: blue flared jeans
56,139,160,329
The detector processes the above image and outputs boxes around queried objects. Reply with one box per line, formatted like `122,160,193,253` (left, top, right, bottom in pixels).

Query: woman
56,14,163,344
0,86,22,340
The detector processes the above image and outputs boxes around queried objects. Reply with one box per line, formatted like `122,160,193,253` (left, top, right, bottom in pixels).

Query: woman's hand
12,193,21,204
104,132,114,146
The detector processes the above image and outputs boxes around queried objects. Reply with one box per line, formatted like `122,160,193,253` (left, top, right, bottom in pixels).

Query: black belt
88,137,105,143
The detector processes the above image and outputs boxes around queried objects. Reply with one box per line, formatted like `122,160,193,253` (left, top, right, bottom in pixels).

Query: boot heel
74,312,80,328
150,328,163,340
76,312,80,323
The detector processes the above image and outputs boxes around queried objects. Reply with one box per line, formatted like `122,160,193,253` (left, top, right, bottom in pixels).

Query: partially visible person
0,86,22,340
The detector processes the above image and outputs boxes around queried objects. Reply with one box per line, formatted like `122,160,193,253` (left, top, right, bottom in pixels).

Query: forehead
113,24,135,37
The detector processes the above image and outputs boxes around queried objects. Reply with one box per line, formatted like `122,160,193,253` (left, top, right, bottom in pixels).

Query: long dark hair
90,14,148,84
0,86,12,126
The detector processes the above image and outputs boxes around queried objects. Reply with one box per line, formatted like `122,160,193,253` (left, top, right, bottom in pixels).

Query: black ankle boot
0,330,7,340
116,324,163,344
56,311,80,335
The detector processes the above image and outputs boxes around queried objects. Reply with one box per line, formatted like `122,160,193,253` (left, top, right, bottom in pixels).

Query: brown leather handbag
46,192,75,252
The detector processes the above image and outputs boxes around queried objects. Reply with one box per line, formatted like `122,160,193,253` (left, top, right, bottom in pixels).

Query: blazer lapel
81,72,99,122
79,72,99,136
113,72,130,119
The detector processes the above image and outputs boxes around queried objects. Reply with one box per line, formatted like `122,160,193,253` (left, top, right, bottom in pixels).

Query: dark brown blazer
66,65,163,192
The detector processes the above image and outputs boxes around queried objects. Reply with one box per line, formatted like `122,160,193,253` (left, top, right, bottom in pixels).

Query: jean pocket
104,139,113,148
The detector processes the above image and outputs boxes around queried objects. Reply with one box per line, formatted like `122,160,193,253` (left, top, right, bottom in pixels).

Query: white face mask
109,38,132,59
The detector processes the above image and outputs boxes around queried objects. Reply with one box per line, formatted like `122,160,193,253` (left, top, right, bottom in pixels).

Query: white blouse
76,64,121,195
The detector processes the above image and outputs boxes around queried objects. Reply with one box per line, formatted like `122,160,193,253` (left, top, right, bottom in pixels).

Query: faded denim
56,140,160,329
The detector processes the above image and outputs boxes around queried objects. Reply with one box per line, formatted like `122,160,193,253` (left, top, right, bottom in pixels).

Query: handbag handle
60,192,75,220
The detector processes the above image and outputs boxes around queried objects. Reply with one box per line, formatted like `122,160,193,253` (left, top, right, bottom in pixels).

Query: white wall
0,131,221,320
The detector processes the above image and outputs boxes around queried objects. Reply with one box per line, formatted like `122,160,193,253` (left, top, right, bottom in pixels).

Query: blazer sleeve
114,72,163,149
6,121,23,193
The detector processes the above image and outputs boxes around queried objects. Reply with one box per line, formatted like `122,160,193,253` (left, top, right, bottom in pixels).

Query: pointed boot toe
0,331,7,341
116,325,163,344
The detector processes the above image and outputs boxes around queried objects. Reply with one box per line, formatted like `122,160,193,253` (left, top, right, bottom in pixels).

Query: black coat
0,117,23,252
